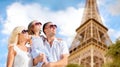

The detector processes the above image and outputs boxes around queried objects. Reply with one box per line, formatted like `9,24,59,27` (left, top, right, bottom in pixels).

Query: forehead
18,28,26,33
21,28,27,31
46,23,53,26
32,20,38,24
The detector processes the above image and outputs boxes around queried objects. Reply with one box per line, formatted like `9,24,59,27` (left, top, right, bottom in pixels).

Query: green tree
103,39,120,67
66,63,83,67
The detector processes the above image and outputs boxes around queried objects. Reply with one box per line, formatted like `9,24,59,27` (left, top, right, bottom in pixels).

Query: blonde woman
28,20,52,67
7,26,33,67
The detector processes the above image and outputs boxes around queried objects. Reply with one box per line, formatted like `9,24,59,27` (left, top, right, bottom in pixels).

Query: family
6,20,69,67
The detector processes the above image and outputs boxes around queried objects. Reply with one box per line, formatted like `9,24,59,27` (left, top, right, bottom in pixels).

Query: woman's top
13,45,33,67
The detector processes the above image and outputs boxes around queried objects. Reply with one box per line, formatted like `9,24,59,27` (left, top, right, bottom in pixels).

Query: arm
31,45,47,66
52,40,69,67
43,41,69,67
33,54,46,66
52,54,69,67
7,46,16,67
43,54,69,67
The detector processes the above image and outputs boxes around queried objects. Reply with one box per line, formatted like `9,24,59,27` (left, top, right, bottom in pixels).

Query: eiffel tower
68,0,112,67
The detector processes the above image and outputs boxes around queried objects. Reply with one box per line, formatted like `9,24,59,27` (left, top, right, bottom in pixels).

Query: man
42,22,69,67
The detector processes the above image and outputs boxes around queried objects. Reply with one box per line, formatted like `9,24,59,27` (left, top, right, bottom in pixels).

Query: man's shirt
44,38,69,62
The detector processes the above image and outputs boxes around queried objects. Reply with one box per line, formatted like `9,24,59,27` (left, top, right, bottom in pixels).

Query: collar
44,37,59,47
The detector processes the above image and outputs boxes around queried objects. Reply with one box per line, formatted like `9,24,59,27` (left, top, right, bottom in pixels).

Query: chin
51,33,56,36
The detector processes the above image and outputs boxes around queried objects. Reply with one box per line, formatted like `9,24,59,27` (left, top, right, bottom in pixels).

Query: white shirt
13,45,33,67
44,38,69,62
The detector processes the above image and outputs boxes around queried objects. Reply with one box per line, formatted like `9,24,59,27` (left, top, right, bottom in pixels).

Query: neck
18,41,26,46
34,31,40,36
46,35,55,46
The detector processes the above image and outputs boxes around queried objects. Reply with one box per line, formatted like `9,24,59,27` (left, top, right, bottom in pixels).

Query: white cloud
2,2,84,47
108,0,120,16
108,28,120,42
57,7,84,37
96,0,120,16
97,0,105,6
65,35,76,48
3,1,116,48
2,3,31,34
2,2,83,34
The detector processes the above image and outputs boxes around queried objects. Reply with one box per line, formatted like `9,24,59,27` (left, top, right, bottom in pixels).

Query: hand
36,53,45,62
42,54,48,63
33,53,47,66
42,62,53,67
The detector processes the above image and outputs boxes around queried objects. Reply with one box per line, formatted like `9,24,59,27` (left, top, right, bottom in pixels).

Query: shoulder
40,35,47,41
56,38,66,43
8,44,16,50
30,35,35,39
56,38,67,45
9,45,18,51
40,35,46,39
57,38,62,42
8,46,14,50
8,46,16,55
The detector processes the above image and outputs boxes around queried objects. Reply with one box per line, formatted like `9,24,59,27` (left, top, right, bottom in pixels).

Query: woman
28,20,52,67
7,26,33,67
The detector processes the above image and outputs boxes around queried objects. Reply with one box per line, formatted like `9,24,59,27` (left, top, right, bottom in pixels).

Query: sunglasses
34,22,42,25
49,24,57,28
21,30,28,34
32,22,42,28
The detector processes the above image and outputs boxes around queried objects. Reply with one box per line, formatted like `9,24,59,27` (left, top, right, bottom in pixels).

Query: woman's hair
28,20,41,35
8,26,25,47
28,20,34,35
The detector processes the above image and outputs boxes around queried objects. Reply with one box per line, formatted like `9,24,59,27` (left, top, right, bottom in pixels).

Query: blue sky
0,0,120,66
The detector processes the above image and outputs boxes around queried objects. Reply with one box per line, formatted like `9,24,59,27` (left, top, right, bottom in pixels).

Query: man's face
44,23,57,36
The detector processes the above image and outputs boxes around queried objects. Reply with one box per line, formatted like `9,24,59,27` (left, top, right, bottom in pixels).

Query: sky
0,0,120,66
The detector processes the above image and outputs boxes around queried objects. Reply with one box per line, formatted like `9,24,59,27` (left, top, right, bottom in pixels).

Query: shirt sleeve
61,41,70,55
31,44,38,58
30,36,45,58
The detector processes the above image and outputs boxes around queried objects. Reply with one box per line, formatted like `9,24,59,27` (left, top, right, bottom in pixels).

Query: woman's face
18,29,29,41
31,21,42,33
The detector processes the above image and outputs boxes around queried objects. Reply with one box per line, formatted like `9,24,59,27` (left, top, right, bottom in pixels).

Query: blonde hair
8,26,26,47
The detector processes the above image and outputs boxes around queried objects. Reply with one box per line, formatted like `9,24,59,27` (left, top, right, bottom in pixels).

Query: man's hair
43,22,52,34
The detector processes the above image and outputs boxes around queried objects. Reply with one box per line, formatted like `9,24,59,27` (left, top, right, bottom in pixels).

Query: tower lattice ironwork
68,0,112,67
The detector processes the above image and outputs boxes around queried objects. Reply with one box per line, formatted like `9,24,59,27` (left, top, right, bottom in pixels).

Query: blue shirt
31,36,52,67
44,38,69,62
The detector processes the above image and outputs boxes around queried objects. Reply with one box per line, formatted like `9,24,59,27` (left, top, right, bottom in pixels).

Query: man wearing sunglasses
42,22,69,67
